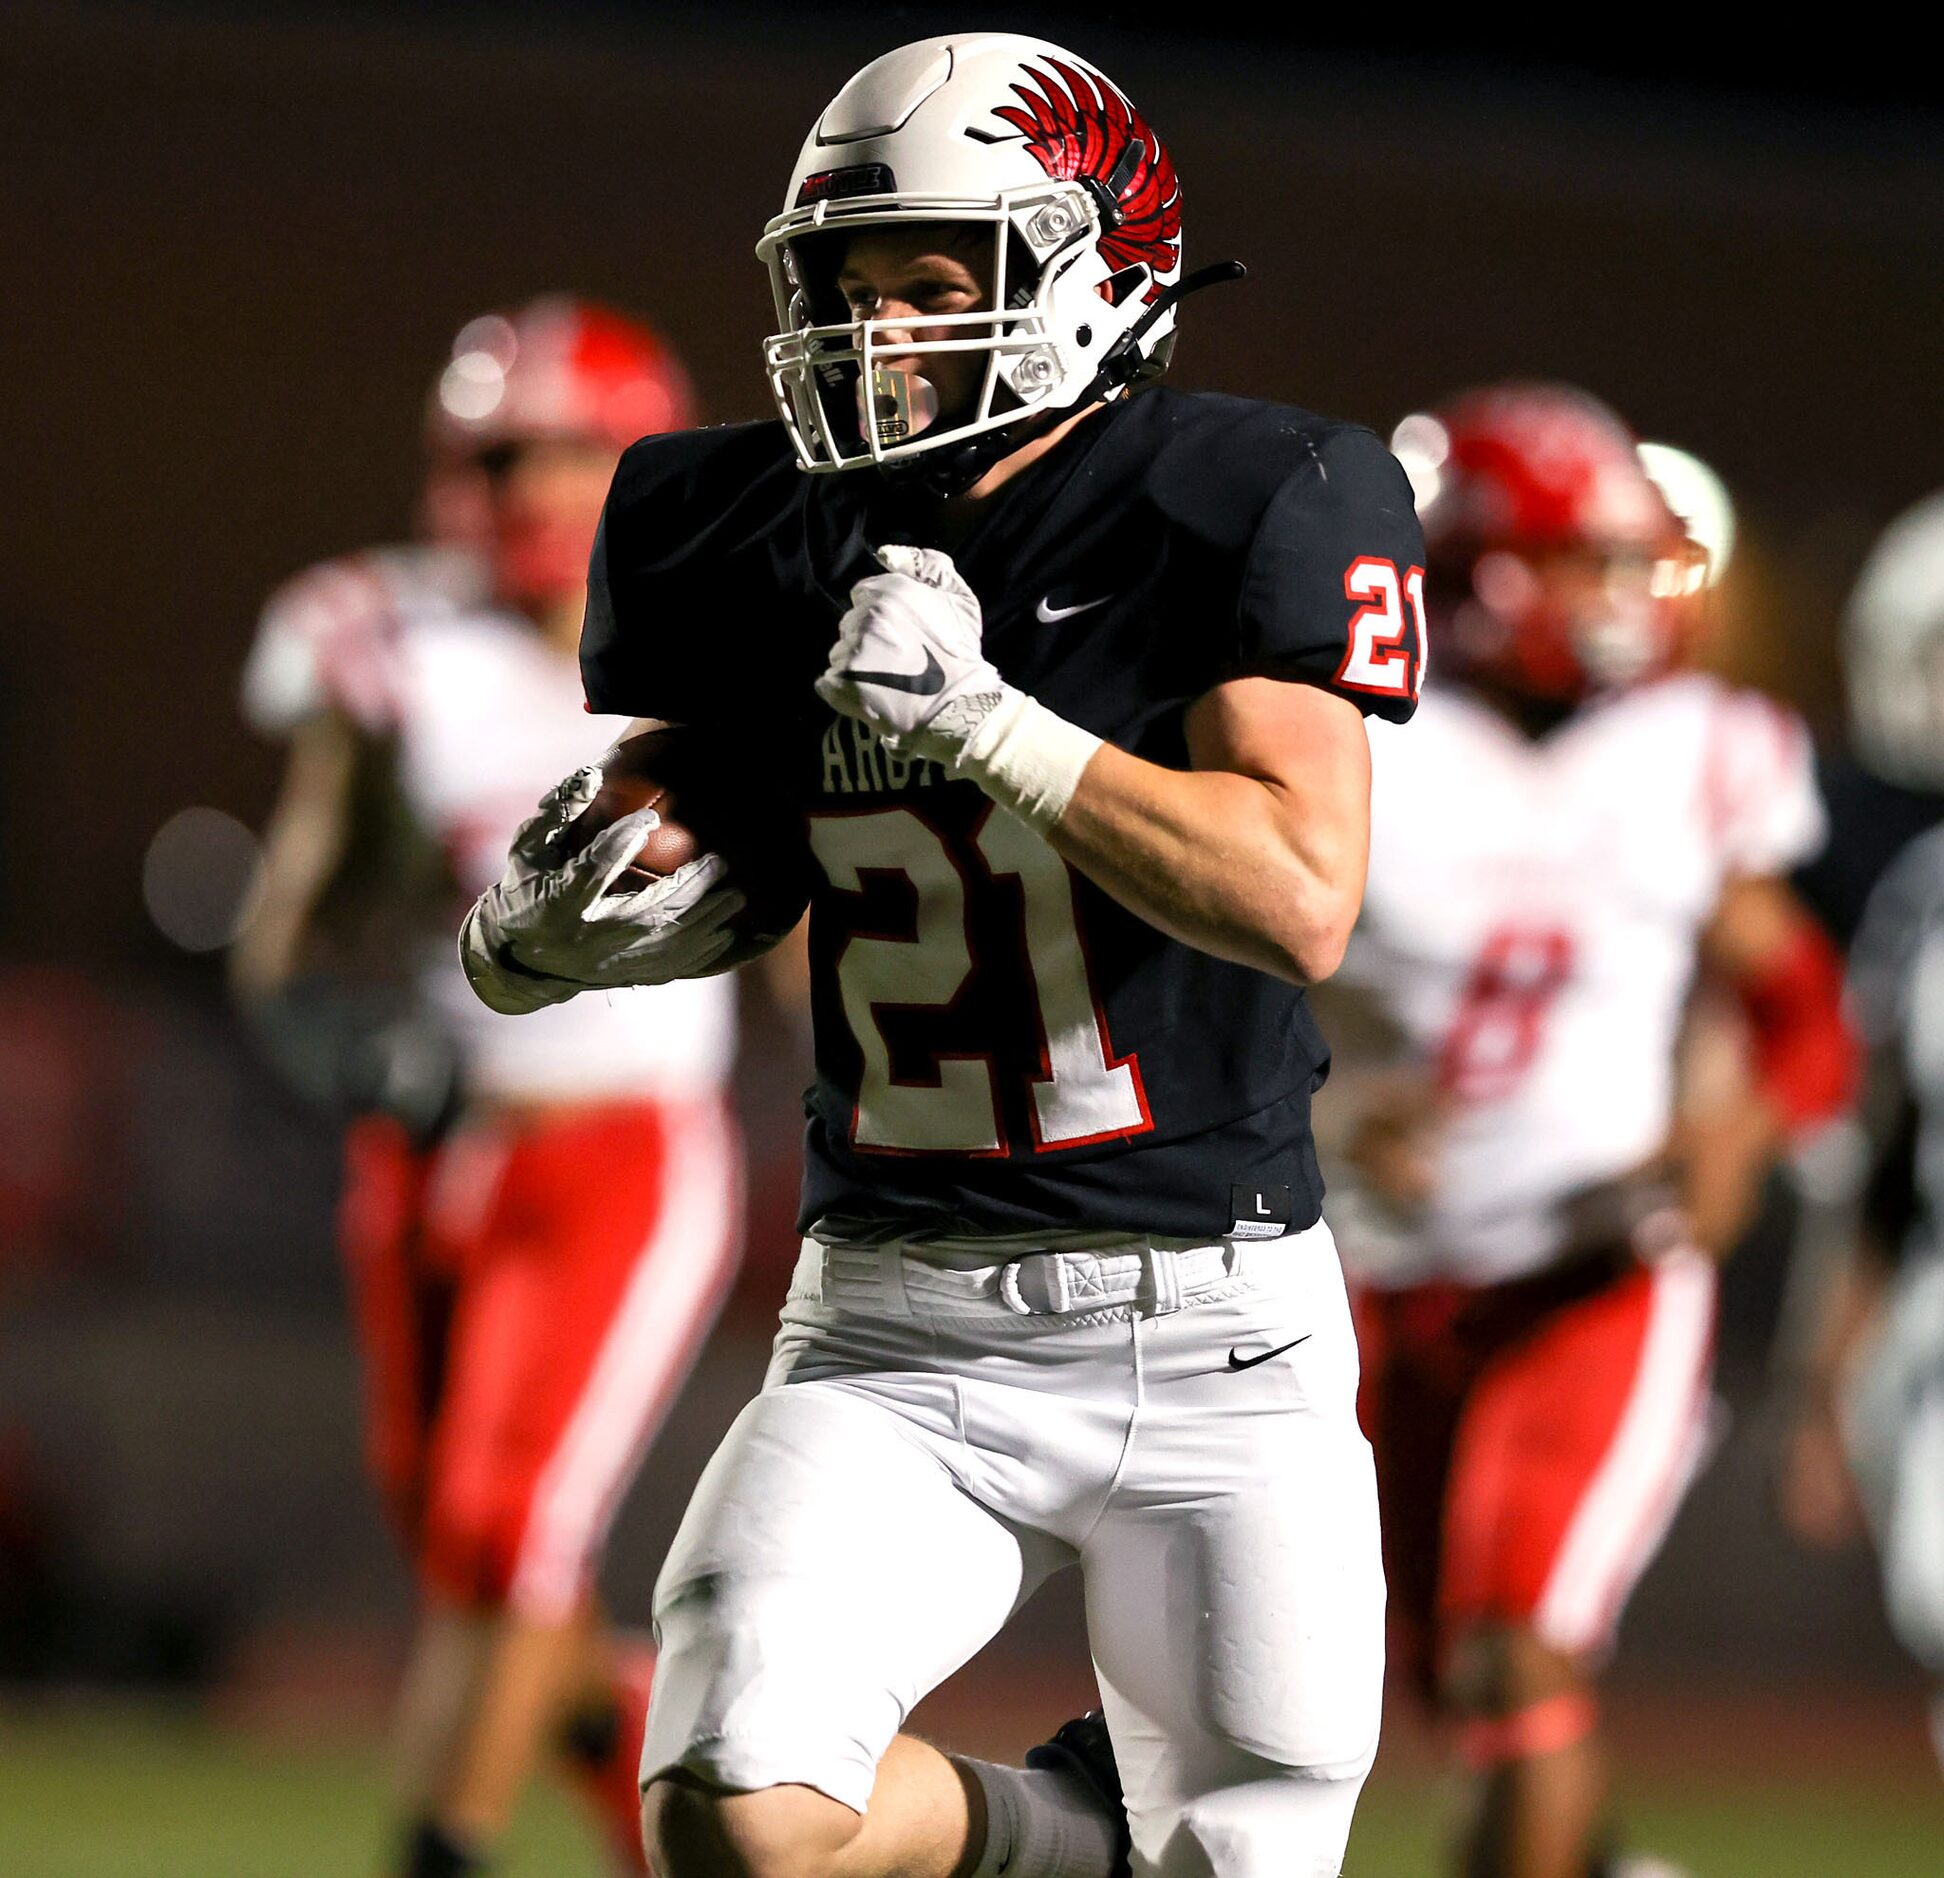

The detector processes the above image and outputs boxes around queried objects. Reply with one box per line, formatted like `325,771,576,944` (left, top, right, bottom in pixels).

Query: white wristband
954,687,1103,834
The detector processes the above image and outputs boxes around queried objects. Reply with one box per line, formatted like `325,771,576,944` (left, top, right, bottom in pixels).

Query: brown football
558,726,813,968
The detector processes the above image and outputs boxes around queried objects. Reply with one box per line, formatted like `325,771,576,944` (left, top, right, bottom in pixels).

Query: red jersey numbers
809,805,1151,1155
1437,923,1576,1102
1335,556,1425,701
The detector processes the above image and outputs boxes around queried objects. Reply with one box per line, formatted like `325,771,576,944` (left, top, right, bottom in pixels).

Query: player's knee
1441,1623,1599,1769
1441,1621,1585,1716
643,1773,860,1878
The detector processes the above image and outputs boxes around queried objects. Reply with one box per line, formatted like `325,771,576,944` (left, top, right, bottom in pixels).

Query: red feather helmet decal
993,60,1181,304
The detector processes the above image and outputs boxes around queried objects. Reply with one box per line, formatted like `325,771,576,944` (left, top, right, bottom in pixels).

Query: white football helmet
757,34,1191,481
1846,489,1944,789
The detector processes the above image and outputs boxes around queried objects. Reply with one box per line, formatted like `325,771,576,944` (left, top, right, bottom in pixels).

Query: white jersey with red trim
1338,672,1824,1286
245,546,735,1103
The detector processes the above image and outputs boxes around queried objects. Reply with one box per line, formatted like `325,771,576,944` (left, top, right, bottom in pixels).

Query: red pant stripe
1534,1250,1716,1652
508,1100,742,1621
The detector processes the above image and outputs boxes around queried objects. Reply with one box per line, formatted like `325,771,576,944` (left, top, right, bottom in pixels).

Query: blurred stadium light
141,808,263,954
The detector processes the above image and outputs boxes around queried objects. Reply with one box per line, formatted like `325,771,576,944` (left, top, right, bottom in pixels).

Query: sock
401,1820,487,1878
557,1645,655,1875
961,1757,1120,1878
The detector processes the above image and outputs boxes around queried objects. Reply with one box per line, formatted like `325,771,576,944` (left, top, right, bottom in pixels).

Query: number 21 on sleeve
1334,555,1425,700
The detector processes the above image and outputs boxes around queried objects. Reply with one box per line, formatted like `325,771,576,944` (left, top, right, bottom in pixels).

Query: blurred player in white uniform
234,299,740,1878
1324,385,1856,1878
1778,490,1944,1771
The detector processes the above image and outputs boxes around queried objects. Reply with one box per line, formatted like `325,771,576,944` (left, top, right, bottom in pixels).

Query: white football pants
642,1222,1386,1878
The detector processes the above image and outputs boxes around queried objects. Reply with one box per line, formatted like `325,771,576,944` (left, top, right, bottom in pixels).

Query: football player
234,299,738,1878
1776,491,1944,1772
461,31,1425,1878
1323,384,1856,1878
1792,488,1944,950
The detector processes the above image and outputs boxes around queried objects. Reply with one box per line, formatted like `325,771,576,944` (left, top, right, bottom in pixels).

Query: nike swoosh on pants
1226,1334,1311,1371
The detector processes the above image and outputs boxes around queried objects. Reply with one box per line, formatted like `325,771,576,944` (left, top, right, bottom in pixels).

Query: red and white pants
338,1095,742,1624
1355,1249,1715,1694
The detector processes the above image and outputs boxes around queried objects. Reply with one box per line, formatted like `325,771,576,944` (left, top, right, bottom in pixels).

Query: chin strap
895,261,1249,500
1091,259,1249,397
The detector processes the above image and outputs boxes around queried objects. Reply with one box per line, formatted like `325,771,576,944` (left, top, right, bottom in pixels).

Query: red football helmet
423,297,695,608
426,295,695,460
1402,384,1702,704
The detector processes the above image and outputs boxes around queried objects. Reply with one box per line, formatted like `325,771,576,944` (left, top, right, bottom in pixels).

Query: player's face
418,460,494,554
1473,542,1679,688
835,225,995,440
479,438,620,615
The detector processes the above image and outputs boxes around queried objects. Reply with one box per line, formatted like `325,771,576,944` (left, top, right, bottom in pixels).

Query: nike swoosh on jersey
1035,593,1114,623
1225,1333,1311,1371
847,648,947,694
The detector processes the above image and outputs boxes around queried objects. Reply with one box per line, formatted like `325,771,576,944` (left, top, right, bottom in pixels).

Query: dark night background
5,4,1941,969
1,3,1939,1867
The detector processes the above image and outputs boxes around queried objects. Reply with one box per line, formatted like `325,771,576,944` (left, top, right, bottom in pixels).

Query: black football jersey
583,387,1425,1240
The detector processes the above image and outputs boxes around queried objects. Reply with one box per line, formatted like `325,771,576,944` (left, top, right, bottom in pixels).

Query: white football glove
817,545,1005,762
818,545,1104,833
459,765,746,1015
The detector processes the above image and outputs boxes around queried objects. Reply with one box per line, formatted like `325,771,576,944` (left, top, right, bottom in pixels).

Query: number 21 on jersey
1335,556,1426,700
809,805,1152,1155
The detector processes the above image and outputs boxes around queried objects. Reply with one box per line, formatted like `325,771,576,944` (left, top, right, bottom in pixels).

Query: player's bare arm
231,707,443,1004
1675,871,1855,1253
1042,675,1368,982
229,708,364,1004
1702,870,1850,1112
817,550,1378,987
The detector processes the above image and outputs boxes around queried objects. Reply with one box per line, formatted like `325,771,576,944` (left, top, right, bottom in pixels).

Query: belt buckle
999,1251,1073,1315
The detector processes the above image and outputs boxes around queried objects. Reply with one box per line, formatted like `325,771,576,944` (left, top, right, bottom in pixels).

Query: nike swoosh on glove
459,764,747,1015
817,545,1007,764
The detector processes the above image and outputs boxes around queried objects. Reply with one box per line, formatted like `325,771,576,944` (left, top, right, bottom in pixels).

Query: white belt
794,1224,1322,1320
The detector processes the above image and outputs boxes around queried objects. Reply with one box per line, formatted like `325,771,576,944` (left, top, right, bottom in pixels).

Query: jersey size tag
1228,1184,1293,1240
